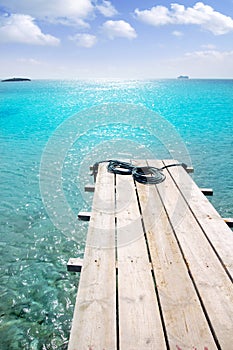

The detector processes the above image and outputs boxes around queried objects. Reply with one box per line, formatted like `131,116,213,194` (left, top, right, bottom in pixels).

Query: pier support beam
67,258,83,272
223,218,233,228
200,188,213,196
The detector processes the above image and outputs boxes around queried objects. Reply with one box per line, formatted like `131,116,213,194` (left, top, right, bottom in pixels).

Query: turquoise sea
0,79,233,349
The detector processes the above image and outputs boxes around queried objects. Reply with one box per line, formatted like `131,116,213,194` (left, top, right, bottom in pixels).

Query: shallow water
0,79,232,349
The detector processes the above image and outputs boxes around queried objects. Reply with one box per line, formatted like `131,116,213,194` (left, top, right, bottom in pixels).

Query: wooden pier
68,160,233,350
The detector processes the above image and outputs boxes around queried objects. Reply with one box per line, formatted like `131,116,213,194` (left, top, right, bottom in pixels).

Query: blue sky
0,0,233,79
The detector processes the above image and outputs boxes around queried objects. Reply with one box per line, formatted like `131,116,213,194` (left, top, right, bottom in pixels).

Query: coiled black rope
132,166,165,184
107,160,134,175
92,160,187,185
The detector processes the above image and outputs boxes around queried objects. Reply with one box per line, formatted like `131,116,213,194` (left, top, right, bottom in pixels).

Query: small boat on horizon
177,75,189,79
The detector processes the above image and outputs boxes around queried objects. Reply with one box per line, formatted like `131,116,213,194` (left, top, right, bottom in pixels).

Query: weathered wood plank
163,159,233,279
69,159,232,350
150,159,233,349
116,174,167,349
135,160,217,349
68,164,116,350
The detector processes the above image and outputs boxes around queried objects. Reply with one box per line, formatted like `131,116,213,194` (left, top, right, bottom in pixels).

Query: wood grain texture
68,159,232,350
68,164,116,350
116,173,167,349
151,159,233,349
163,159,233,279
135,159,217,350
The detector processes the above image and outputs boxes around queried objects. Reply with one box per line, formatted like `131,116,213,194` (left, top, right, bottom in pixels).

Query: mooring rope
92,160,187,185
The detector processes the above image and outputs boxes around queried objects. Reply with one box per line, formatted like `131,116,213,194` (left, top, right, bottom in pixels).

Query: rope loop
107,160,134,175
132,166,165,184
91,160,186,185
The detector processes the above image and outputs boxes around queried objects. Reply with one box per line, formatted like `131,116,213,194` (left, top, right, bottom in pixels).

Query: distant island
177,75,189,79
1,77,31,82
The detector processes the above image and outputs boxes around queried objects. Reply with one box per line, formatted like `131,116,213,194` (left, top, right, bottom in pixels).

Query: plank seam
115,173,120,350
163,160,233,284
134,177,170,350
154,181,221,350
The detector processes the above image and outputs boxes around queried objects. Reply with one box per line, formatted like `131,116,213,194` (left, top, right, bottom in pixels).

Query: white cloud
172,30,183,36
0,13,60,45
69,33,97,48
135,5,171,26
135,2,233,35
161,48,233,78
0,0,94,27
185,49,233,59
180,49,233,77
201,44,216,49
18,58,42,64
102,20,137,39
96,1,118,17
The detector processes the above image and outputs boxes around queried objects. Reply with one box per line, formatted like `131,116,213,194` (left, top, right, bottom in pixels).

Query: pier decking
68,160,233,350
